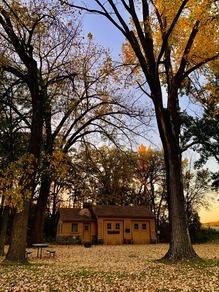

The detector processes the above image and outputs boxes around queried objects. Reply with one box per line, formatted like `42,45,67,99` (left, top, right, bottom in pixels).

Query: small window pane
115,223,120,230
107,223,112,230
134,223,139,230
142,224,147,230
84,225,89,231
72,223,78,233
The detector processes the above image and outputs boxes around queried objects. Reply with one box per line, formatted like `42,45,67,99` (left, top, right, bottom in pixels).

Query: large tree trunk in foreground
5,201,30,263
163,149,197,260
157,107,198,261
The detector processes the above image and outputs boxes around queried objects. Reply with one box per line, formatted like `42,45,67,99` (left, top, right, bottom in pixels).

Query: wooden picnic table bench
46,249,56,257
32,243,49,259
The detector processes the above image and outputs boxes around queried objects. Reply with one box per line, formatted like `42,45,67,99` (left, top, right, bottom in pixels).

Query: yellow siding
91,222,96,237
60,221,83,236
57,216,156,244
62,222,71,235
97,218,103,240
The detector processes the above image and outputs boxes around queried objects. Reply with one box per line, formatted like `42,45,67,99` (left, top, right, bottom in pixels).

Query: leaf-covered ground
0,243,219,291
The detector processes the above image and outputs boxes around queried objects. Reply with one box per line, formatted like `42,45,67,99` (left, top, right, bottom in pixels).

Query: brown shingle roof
93,205,155,219
59,205,155,222
59,208,95,222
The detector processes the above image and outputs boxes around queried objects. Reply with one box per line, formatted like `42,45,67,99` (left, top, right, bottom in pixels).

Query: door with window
132,221,150,243
83,223,91,243
104,221,123,244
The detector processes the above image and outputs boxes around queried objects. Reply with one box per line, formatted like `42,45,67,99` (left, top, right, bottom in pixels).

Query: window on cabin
72,223,78,233
115,223,120,230
134,223,139,230
107,223,112,229
142,223,147,230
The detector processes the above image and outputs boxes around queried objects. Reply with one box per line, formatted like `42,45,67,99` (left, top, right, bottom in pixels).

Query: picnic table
32,243,49,259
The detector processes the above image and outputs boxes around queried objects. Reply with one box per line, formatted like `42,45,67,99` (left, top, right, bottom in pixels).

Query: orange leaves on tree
138,144,154,158
137,144,153,172
138,144,147,155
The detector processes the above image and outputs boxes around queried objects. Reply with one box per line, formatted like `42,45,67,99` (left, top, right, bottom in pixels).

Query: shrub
191,227,219,243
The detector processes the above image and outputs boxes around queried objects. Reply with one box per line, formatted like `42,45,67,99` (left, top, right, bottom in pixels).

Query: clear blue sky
81,12,126,59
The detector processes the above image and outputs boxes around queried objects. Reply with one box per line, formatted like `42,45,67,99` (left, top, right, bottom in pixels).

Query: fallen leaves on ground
0,243,219,291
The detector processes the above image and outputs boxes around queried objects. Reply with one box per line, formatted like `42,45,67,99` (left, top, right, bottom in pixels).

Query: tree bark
0,206,9,256
4,201,30,263
31,102,53,244
30,177,51,244
156,107,198,260
164,149,197,260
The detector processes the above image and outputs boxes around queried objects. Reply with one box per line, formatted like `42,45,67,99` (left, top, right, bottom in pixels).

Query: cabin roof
58,205,155,222
93,205,155,219
59,207,95,222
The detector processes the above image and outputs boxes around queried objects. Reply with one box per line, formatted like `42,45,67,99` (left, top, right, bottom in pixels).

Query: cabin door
103,220,124,244
83,223,91,243
131,221,150,244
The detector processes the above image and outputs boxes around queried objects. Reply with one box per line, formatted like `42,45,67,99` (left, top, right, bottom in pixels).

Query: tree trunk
31,177,51,244
0,195,4,216
0,7,44,263
157,107,198,261
163,149,198,260
0,206,9,256
4,201,30,263
30,93,53,244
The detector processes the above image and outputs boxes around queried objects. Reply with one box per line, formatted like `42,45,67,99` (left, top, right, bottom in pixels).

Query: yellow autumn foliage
0,154,36,212
122,0,219,78
44,150,71,182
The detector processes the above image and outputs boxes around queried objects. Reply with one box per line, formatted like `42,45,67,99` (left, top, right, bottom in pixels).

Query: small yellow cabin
56,205,156,245
56,207,96,245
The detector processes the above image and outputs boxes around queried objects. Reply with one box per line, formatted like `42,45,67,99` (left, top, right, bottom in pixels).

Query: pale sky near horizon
81,9,219,224
200,159,219,223
199,207,219,223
